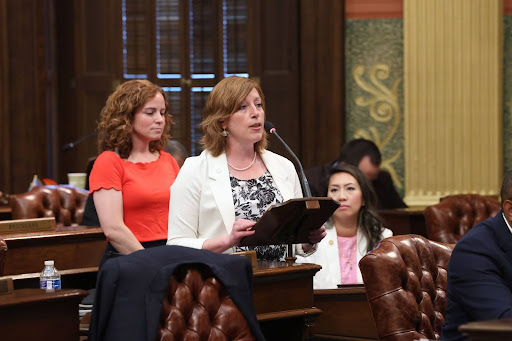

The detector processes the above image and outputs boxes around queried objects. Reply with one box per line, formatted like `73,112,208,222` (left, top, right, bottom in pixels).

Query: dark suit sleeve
372,171,407,209
448,237,512,321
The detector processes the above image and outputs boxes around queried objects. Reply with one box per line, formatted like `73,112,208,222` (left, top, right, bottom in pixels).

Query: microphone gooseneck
264,121,312,197
61,131,98,152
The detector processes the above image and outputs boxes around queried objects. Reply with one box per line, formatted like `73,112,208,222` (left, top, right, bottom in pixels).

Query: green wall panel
345,19,405,196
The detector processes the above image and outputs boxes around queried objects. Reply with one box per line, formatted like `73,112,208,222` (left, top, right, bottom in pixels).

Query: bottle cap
44,260,54,266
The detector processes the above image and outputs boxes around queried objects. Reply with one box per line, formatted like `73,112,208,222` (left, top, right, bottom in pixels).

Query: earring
222,128,228,137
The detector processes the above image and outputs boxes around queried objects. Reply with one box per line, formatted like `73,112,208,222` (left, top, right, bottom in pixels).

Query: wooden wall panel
345,0,403,19
0,0,10,193
248,0,301,161
2,0,47,194
1,0,346,193
300,0,345,168
45,0,59,184
56,0,121,184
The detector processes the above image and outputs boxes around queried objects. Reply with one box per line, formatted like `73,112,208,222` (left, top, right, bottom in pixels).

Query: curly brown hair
97,80,172,158
200,76,267,157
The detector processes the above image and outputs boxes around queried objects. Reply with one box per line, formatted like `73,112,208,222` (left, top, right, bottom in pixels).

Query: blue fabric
88,245,264,341
442,211,512,340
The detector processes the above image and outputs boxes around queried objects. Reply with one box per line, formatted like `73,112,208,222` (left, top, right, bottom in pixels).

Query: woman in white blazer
296,164,392,289
167,76,325,259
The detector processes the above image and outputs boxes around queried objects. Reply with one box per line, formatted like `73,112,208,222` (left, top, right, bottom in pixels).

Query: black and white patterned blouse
231,170,287,261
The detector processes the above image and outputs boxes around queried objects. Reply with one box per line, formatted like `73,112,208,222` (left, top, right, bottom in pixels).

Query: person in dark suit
441,169,512,340
305,138,407,209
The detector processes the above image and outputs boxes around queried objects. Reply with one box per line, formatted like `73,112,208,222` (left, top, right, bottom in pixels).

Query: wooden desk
378,206,427,237
0,288,87,341
253,261,322,340
459,318,512,341
0,226,105,289
80,260,322,341
312,285,377,340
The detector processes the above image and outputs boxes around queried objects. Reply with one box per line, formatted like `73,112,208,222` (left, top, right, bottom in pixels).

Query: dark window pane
190,0,216,78
224,0,247,76
123,0,148,78
163,87,183,142
157,0,181,78
190,87,212,155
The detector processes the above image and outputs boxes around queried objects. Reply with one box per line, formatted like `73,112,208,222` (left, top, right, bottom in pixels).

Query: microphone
61,132,98,152
264,121,312,197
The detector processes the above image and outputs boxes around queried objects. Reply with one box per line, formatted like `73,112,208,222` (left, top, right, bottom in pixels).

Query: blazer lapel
261,150,294,200
207,152,235,235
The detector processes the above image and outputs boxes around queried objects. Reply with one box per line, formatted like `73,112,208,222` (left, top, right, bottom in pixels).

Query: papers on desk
79,305,92,318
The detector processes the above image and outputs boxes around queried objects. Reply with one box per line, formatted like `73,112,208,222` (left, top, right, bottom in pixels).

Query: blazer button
216,169,222,173
329,240,334,245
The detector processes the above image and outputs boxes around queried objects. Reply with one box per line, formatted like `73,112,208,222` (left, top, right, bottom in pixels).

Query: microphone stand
265,121,313,263
265,125,312,197
61,132,98,152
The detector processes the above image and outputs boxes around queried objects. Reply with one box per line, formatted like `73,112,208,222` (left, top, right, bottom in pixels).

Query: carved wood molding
345,0,403,19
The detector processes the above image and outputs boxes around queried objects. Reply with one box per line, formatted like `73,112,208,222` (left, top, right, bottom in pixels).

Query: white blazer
167,149,303,253
296,220,393,289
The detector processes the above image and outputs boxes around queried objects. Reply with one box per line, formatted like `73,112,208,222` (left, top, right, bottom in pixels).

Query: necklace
227,152,257,171
340,238,357,270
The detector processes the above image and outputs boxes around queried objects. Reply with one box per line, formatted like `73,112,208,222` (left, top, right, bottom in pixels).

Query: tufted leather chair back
359,235,454,341
0,238,7,276
9,185,88,227
158,263,255,341
424,194,500,243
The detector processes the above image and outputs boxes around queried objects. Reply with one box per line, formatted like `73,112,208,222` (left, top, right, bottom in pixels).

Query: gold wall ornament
352,63,403,189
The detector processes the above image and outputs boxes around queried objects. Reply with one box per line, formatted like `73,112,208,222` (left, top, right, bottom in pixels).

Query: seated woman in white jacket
296,164,392,289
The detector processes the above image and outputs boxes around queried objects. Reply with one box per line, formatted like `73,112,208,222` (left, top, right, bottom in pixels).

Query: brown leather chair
424,194,500,243
0,238,7,276
359,235,454,341
82,264,255,340
158,263,255,340
9,185,88,227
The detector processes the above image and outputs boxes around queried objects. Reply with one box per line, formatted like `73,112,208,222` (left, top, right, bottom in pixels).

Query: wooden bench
0,225,105,289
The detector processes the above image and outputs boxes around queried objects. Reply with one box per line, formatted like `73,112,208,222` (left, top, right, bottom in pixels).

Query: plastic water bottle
39,260,61,290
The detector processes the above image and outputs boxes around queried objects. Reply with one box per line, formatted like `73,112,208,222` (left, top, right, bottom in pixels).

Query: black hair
337,138,382,167
329,164,385,253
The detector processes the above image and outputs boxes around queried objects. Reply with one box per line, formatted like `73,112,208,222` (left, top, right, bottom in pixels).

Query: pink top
337,235,358,284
